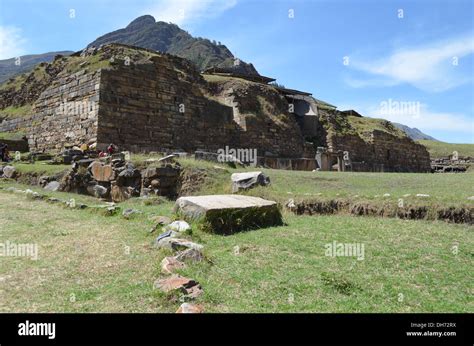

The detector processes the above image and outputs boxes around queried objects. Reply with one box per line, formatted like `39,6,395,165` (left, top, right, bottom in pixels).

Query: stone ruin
59,154,182,202
0,43,431,173
431,155,473,173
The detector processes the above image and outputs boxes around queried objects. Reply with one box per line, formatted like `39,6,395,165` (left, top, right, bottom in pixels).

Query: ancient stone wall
207,79,308,157
30,70,101,152
97,55,309,158
0,70,101,152
327,130,431,172
97,58,238,153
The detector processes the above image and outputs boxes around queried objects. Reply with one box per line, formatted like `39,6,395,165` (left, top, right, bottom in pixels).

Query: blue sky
1,0,473,143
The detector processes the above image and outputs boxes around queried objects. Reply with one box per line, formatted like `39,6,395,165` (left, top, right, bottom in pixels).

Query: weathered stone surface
122,208,141,219
150,215,172,226
176,303,204,313
153,275,201,296
87,184,108,198
44,181,60,191
2,166,17,179
231,171,270,192
110,185,133,202
90,162,115,182
164,220,191,233
161,256,186,274
175,248,204,263
155,237,203,251
174,195,282,233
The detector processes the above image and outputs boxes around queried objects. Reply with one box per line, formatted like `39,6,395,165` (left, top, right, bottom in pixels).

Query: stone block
174,195,282,234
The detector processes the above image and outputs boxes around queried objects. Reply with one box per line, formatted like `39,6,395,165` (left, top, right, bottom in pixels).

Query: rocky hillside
0,51,73,84
393,122,438,141
88,15,259,76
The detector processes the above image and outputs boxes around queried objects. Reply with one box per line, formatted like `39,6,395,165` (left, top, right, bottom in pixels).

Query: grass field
128,153,474,207
0,180,472,313
418,140,474,159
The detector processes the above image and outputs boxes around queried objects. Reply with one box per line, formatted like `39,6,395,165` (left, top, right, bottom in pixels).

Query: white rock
164,220,191,233
416,194,430,198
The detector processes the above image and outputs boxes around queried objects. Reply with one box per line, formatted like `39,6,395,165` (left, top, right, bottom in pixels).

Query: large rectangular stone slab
174,195,282,234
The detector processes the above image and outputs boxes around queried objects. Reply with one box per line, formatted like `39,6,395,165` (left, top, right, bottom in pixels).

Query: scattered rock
155,230,179,242
416,194,430,198
467,196,474,201
155,237,203,252
122,208,141,219
44,181,60,192
176,303,204,313
403,194,411,197
175,248,204,263
231,171,270,193
164,220,191,233
383,193,390,197
47,197,61,204
90,184,108,198
153,274,202,298
161,256,186,274
286,198,296,209
2,166,17,179
158,154,176,164
150,215,172,226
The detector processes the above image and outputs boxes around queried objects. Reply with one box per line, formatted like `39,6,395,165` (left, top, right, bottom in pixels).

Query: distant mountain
392,122,439,141
87,15,259,76
0,51,73,83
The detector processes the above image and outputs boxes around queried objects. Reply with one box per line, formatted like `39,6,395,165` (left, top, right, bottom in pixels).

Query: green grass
13,162,71,176
0,105,33,119
346,116,405,139
418,140,474,159
0,131,26,140
6,155,474,207
0,184,472,312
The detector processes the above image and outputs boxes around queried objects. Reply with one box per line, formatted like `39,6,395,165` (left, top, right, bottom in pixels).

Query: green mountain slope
0,51,73,83
87,15,259,75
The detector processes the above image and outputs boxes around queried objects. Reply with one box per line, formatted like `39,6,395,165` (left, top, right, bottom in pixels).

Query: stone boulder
161,256,186,274
176,303,204,313
90,161,115,182
153,275,203,299
155,237,204,251
2,166,17,179
174,195,282,234
44,181,60,192
231,171,270,193
87,184,108,198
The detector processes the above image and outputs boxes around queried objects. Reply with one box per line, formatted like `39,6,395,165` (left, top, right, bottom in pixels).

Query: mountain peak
126,15,156,29
88,16,259,76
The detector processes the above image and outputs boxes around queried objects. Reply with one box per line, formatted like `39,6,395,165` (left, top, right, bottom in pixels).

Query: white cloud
0,26,27,59
148,0,237,26
347,34,474,92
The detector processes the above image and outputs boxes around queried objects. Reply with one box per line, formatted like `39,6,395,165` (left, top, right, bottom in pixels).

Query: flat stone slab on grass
174,194,282,234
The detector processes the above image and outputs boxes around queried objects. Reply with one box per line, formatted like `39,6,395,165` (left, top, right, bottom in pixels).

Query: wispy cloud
346,34,474,92
0,26,26,59
361,103,473,134
148,0,237,26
